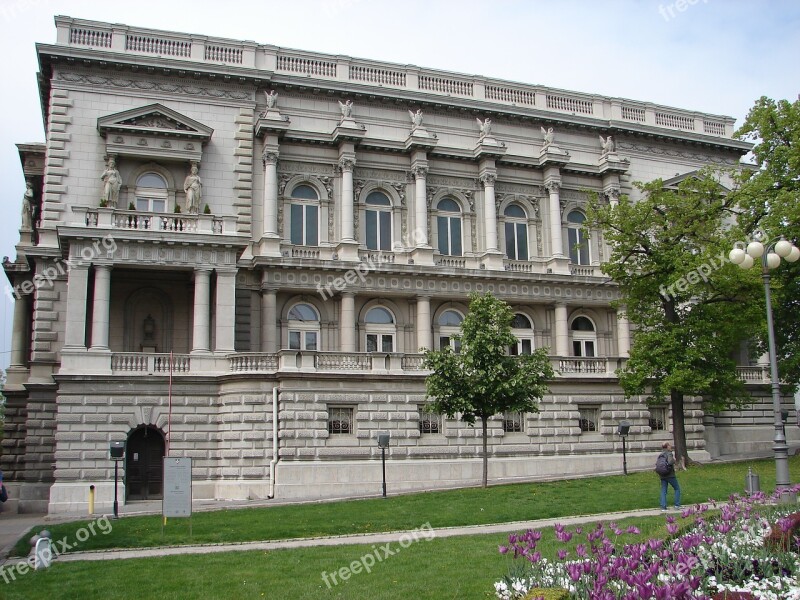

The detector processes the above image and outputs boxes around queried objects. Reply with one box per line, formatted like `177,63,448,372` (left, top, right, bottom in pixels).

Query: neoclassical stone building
3,16,796,514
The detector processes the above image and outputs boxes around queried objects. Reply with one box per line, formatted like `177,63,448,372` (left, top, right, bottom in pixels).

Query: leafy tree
735,96,800,388
588,173,764,466
422,293,554,487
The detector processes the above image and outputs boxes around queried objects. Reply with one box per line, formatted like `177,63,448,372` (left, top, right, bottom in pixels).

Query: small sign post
162,457,192,537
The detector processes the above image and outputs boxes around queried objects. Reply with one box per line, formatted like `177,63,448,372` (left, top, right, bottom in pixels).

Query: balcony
71,206,238,236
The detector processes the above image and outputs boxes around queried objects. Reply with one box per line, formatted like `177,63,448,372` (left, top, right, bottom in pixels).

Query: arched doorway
125,425,165,501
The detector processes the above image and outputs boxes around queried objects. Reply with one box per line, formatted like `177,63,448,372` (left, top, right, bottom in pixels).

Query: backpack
655,453,673,477
0,484,7,503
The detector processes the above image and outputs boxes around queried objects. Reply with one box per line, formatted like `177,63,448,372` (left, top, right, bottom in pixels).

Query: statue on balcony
21,180,34,230
184,163,202,214
599,134,615,156
339,99,354,121
476,117,492,139
100,156,121,208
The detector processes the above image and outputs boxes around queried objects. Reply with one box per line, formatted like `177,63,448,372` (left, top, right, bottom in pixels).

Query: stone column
416,296,432,351
617,307,630,358
546,181,564,258
340,292,355,352
10,293,29,366
262,149,279,237
215,270,237,352
554,303,569,356
260,286,277,353
192,268,211,353
339,158,356,242
64,263,89,349
90,264,112,350
480,173,498,252
412,166,428,247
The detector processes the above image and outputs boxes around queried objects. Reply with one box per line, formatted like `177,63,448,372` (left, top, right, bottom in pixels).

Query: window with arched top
436,198,462,256
365,191,393,251
567,211,590,265
504,204,528,260
437,309,464,352
510,313,534,355
135,172,168,212
570,316,596,357
290,185,319,246
365,307,395,353
287,302,320,350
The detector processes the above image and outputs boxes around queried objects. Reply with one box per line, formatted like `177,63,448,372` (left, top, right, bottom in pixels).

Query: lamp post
618,421,630,475
377,432,390,498
729,235,800,493
109,441,125,519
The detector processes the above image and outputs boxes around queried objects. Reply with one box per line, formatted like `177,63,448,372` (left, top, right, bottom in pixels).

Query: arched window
290,184,319,246
504,204,528,260
510,313,534,356
567,211,590,265
437,309,463,352
365,307,395,353
135,172,168,212
571,316,596,357
287,303,320,350
365,191,392,251
436,198,462,256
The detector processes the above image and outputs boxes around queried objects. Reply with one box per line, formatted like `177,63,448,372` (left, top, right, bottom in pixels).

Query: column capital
262,149,279,166
411,165,428,180
337,157,356,173
479,173,497,187
545,180,561,194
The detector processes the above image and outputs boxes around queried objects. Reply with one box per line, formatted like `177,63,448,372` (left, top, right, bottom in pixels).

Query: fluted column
412,166,428,247
546,181,564,258
416,296,432,351
215,270,237,352
10,293,29,366
339,157,356,242
90,264,112,350
262,149,279,237
64,263,89,349
191,268,211,353
260,286,277,353
340,292,355,352
480,173,498,252
554,303,569,357
617,308,630,358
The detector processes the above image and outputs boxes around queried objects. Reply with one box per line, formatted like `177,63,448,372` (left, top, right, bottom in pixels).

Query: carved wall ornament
56,70,251,100
541,126,555,148
354,179,367,199
599,135,615,156
409,109,424,130
319,176,334,197
265,90,278,109
391,182,407,206
476,117,492,139
278,174,292,196
339,99,354,121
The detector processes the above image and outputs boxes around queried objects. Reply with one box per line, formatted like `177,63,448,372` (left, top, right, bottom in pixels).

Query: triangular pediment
662,170,730,192
98,104,213,141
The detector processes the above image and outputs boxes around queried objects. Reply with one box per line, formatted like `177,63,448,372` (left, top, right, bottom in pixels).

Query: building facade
3,16,796,514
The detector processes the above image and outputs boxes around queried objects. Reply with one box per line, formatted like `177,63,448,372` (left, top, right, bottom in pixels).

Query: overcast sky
0,0,798,370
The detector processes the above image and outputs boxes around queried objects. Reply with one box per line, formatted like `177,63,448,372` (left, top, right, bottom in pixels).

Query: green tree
422,293,554,487
735,96,800,388
588,173,764,466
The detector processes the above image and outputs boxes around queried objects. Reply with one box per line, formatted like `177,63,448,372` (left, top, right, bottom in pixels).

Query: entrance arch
125,425,166,501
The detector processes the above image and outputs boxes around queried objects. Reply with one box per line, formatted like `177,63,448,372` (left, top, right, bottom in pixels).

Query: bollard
745,467,760,495
88,484,95,515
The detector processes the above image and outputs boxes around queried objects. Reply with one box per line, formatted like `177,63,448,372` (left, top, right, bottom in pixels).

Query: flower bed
494,488,800,600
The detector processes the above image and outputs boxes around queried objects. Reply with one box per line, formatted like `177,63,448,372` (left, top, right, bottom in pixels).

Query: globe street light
729,235,800,493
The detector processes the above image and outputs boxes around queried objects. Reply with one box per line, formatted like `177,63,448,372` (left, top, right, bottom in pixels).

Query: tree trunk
481,417,488,488
671,389,689,469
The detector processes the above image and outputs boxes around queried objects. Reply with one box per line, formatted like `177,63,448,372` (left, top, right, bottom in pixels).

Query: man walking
656,442,681,511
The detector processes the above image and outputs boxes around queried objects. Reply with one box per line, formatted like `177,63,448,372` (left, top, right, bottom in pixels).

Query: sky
0,0,798,371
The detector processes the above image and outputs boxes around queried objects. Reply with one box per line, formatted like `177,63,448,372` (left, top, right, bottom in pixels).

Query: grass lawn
12,455,798,557
1,514,678,600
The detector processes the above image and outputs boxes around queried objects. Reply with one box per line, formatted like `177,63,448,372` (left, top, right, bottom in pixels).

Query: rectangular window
305,331,318,351
578,405,600,432
419,406,441,434
502,411,523,433
379,211,391,251
291,204,318,246
328,407,353,435
437,216,449,255
649,407,667,431
449,218,462,256
366,210,377,250
381,334,393,353
505,222,516,259
568,228,590,265
289,330,301,350
573,339,595,357
367,334,377,353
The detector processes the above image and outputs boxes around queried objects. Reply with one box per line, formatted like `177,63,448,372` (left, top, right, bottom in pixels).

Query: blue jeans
660,476,681,509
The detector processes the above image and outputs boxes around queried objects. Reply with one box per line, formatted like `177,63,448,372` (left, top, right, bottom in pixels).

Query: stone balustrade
72,207,237,236
54,16,736,139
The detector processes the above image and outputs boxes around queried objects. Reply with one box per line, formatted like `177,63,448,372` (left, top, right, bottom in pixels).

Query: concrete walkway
1,506,683,565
